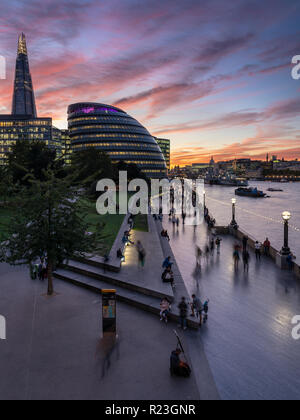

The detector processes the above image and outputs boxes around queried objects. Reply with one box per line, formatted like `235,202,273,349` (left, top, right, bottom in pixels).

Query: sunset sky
0,0,300,166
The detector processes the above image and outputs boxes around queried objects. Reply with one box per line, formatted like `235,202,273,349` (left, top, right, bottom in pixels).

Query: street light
281,211,291,255
231,197,237,226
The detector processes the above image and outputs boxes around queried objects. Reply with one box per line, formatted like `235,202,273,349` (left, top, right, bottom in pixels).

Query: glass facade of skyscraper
155,138,171,171
0,115,52,165
68,102,167,178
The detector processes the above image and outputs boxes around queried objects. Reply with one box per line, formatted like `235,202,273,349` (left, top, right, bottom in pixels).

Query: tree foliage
0,168,104,295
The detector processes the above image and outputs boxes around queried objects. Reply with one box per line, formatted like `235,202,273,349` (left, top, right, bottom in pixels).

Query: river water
204,181,300,258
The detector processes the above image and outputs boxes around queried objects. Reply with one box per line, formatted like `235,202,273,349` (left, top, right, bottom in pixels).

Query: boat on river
235,187,266,198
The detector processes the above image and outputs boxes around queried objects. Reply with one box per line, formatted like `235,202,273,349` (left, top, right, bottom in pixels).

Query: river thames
204,181,300,258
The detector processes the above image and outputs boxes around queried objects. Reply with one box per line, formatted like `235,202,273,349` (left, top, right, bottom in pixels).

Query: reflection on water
204,181,300,257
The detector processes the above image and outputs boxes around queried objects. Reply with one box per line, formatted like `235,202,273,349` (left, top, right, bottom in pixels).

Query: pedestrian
215,237,222,254
210,238,215,256
136,241,146,267
162,267,175,288
182,212,186,224
162,256,173,270
160,298,171,323
178,297,188,330
195,246,202,266
242,250,250,272
190,294,203,325
255,241,262,261
176,217,180,229
233,248,240,270
242,235,248,252
287,253,295,271
263,238,271,256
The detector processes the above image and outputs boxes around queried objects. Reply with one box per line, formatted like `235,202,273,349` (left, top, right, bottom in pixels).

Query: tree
0,169,104,295
113,161,149,183
7,140,62,185
70,149,114,185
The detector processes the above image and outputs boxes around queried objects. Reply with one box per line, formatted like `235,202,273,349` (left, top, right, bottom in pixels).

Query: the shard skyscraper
12,33,37,117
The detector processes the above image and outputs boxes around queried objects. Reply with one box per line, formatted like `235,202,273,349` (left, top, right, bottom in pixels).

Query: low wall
208,209,300,279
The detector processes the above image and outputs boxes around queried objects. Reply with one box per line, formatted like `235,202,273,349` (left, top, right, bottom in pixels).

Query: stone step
53,268,199,330
64,259,174,302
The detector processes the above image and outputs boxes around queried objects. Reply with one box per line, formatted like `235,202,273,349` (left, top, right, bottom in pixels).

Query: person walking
263,238,271,256
255,241,262,261
182,212,186,225
136,241,146,267
178,297,188,330
233,248,240,270
242,235,249,252
190,294,203,325
215,237,222,254
195,246,202,266
242,250,250,272
210,238,215,256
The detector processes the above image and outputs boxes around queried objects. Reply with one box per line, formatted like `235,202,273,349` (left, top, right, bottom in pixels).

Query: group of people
31,258,48,281
160,293,209,329
195,236,222,268
233,235,272,271
161,229,170,241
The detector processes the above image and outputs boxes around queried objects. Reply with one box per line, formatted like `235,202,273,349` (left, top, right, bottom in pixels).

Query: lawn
0,206,15,242
132,214,149,232
0,199,125,256
81,199,125,255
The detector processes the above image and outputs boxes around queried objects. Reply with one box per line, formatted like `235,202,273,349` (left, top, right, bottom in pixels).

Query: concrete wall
210,211,300,280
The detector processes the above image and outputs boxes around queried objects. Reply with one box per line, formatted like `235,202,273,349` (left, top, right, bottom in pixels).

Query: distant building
155,138,170,171
0,115,52,165
0,34,64,165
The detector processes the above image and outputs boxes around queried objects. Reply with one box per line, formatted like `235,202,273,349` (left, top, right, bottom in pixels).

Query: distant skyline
0,0,300,166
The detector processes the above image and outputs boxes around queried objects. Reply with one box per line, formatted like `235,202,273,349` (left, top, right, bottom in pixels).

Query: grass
80,198,125,255
133,214,149,232
0,198,125,256
0,206,15,242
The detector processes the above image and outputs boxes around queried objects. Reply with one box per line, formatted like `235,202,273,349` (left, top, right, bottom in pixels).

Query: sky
0,0,300,166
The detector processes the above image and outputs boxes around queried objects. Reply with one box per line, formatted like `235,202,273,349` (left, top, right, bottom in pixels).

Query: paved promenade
163,215,300,400
0,263,200,400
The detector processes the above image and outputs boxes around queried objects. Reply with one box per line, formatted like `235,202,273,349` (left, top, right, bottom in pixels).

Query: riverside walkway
163,215,300,400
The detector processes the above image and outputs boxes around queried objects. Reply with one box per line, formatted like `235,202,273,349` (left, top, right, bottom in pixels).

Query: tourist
210,238,215,255
216,237,222,254
233,248,240,270
122,232,134,246
160,298,171,323
190,294,203,325
162,256,173,270
128,215,134,229
242,235,249,252
117,248,125,262
182,212,186,224
242,250,250,272
136,241,146,267
162,267,175,288
287,253,296,271
263,238,271,256
172,215,176,227
176,217,180,229
195,246,202,266
255,241,262,261
205,245,210,263
178,297,188,330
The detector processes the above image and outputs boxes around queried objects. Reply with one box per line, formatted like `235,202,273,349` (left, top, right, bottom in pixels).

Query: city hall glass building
68,103,167,178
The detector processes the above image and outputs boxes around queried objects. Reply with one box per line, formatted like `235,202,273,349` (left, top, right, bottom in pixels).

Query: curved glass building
68,103,167,178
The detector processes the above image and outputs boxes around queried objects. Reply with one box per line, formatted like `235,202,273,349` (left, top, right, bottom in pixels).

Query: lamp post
231,198,237,226
281,211,291,255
